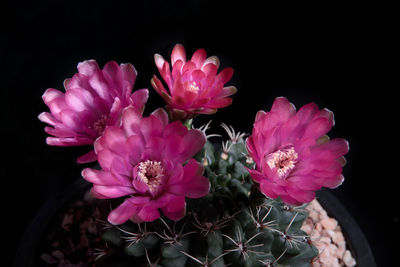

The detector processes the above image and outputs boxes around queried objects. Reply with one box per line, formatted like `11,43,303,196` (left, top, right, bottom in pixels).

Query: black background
2,1,396,266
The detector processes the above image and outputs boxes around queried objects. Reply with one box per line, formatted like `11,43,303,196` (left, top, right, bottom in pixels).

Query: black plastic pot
15,179,376,267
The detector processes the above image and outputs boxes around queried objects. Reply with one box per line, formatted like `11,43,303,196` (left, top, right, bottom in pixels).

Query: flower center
137,160,165,196
265,146,298,179
92,115,109,136
189,82,200,93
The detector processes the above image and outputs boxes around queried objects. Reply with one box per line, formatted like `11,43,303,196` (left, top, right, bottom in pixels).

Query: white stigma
266,147,298,179
189,82,200,92
138,160,165,195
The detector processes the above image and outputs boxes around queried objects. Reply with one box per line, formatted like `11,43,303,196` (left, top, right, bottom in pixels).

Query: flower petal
130,89,149,112
77,60,100,76
92,184,135,199
77,150,97,163
171,44,186,65
108,198,140,225
138,205,161,222
82,168,118,185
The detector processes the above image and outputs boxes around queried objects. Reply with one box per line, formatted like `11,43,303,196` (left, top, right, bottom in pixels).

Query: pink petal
138,205,161,222
271,97,296,123
246,168,264,183
320,174,344,188
219,86,237,97
151,108,169,127
77,150,97,163
320,108,335,126
109,156,132,180
191,48,207,68
182,160,209,198
90,188,109,199
67,73,92,92
38,112,59,126
151,76,171,102
279,194,301,205
142,137,165,161
140,115,164,142
46,97,69,119
120,63,138,91
202,56,220,69
154,54,166,72
319,138,350,157
130,89,149,112
201,62,218,77
132,179,149,193
179,129,206,162
181,61,196,74
65,88,94,112
168,159,209,198
77,59,100,76
42,88,64,105
164,163,184,185
161,195,186,221
296,102,319,124
82,168,118,185
196,107,217,114
101,126,127,153
285,187,315,203
288,175,321,191
103,61,123,91
171,44,186,65
215,67,233,84
108,198,140,225
303,117,332,140
96,148,119,171
125,135,145,164
172,60,184,78
128,196,151,206
108,97,122,125
88,70,112,101
59,109,84,131
163,134,184,162
163,121,188,138
206,97,233,109
46,136,93,146
44,126,76,138
191,69,206,82
260,180,280,199
255,110,266,123
161,61,172,88
122,107,143,136
92,184,135,198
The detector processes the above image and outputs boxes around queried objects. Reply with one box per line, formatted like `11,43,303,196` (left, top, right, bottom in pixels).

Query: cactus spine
97,125,318,267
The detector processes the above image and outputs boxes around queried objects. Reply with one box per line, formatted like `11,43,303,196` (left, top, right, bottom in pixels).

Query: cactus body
97,138,318,266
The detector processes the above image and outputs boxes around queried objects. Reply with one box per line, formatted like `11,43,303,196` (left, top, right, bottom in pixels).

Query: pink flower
38,60,148,163
246,97,349,205
151,44,236,121
81,107,210,224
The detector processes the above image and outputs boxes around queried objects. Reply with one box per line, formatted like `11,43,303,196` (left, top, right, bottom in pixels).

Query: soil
302,199,356,267
39,190,108,266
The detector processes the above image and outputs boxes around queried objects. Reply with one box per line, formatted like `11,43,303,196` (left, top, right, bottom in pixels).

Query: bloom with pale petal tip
38,60,148,163
151,44,236,121
246,97,349,205
81,106,210,224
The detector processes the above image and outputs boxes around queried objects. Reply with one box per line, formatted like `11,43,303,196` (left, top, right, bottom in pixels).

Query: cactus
95,124,318,267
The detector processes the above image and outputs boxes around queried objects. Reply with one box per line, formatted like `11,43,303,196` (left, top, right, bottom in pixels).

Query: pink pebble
321,217,338,230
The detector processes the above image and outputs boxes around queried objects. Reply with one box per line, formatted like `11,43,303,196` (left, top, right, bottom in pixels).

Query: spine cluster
97,133,318,267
